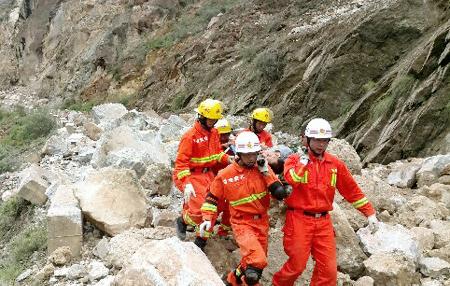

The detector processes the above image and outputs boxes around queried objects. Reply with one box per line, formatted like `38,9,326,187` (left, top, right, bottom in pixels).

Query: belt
303,211,328,218
234,213,267,220
190,167,211,174
287,208,328,218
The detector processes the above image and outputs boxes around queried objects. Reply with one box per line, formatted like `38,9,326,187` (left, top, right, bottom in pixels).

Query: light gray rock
88,260,109,282
16,269,32,282
417,155,450,187
331,203,367,277
411,227,435,253
387,164,420,188
92,125,170,176
357,222,420,262
74,168,149,236
83,121,102,141
419,257,450,278
421,278,443,286
139,163,172,196
41,129,71,156
18,164,51,205
94,227,176,268
395,195,448,228
114,237,223,286
94,275,115,286
92,103,128,130
151,208,178,227
48,246,72,266
53,267,69,278
354,276,374,286
327,138,362,175
420,183,450,208
429,220,450,249
67,263,87,280
158,115,189,143
150,196,171,209
363,253,419,286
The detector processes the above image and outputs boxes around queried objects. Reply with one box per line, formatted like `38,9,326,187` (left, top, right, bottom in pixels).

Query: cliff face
0,0,449,163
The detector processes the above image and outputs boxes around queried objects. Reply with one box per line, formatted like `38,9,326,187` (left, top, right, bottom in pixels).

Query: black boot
175,216,187,241
194,236,207,251
244,266,263,285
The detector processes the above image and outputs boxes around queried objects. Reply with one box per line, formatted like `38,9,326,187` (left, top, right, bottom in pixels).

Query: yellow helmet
194,99,224,120
215,119,232,134
251,108,272,123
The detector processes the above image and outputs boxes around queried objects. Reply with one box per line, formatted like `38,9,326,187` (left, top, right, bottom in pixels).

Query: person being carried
199,131,290,286
172,99,232,250
272,118,379,286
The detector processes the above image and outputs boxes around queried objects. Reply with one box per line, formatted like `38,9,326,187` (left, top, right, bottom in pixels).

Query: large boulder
139,163,173,196
419,257,450,278
327,138,362,175
363,253,420,286
74,168,149,236
18,164,52,205
417,155,450,187
158,115,189,143
419,183,450,208
428,220,450,249
94,227,176,268
92,103,128,130
92,126,170,177
113,237,223,286
395,195,448,228
410,227,435,253
387,163,421,188
357,223,420,262
331,203,367,278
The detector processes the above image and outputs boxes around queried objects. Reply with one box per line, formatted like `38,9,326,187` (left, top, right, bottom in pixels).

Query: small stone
16,269,32,282
48,246,73,266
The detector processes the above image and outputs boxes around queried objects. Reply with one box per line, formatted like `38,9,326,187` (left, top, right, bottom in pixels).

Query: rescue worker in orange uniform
173,99,232,250
247,108,273,148
272,118,379,286
212,118,235,237
199,131,290,286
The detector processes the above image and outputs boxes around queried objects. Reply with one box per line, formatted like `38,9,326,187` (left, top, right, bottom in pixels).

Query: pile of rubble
0,103,449,285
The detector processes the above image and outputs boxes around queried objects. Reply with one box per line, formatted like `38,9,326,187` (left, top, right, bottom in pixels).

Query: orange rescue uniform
173,121,229,236
201,162,280,285
272,151,375,286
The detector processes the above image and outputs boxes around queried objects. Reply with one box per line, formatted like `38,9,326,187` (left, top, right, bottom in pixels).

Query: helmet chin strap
306,137,323,157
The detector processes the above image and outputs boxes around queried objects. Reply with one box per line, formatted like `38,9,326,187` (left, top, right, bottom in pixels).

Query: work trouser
272,210,337,286
226,213,269,286
180,170,215,237
215,199,231,236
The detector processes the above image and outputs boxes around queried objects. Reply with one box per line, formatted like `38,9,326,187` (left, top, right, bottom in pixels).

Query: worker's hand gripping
199,220,212,238
367,214,379,233
257,154,269,175
183,183,196,204
299,146,309,165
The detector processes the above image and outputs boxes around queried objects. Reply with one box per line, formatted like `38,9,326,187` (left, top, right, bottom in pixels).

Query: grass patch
369,75,415,122
362,80,376,93
0,223,47,284
0,108,56,174
0,197,28,239
63,99,98,112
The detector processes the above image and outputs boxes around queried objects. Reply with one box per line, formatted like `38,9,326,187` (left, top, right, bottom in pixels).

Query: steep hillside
0,0,449,163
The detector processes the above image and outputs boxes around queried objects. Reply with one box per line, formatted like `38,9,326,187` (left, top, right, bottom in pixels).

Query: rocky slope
0,103,449,285
0,0,449,164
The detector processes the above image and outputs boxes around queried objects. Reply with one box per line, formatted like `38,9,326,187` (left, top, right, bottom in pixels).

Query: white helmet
305,118,332,139
235,131,261,153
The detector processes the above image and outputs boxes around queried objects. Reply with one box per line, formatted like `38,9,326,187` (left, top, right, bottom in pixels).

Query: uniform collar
194,121,211,136
308,150,333,163
233,161,255,173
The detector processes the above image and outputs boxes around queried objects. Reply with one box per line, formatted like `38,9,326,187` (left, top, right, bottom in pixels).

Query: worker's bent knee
244,266,263,285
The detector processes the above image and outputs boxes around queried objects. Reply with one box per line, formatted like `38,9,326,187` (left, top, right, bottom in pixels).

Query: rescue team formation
172,98,379,286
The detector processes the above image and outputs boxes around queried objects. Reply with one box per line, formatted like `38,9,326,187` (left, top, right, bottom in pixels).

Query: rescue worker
199,131,290,286
215,118,236,156
173,99,232,250
247,108,273,148
272,118,379,286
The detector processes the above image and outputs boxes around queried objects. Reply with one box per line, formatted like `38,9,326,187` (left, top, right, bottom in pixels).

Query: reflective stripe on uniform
200,202,218,212
289,168,308,183
183,213,198,227
229,191,267,207
177,169,191,180
190,153,223,163
352,197,369,209
330,169,337,187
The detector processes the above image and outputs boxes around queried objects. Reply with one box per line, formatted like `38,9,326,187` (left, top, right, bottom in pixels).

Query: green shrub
371,93,395,121
63,99,97,112
4,110,56,146
255,49,286,83
362,80,376,93
0,197,27,239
